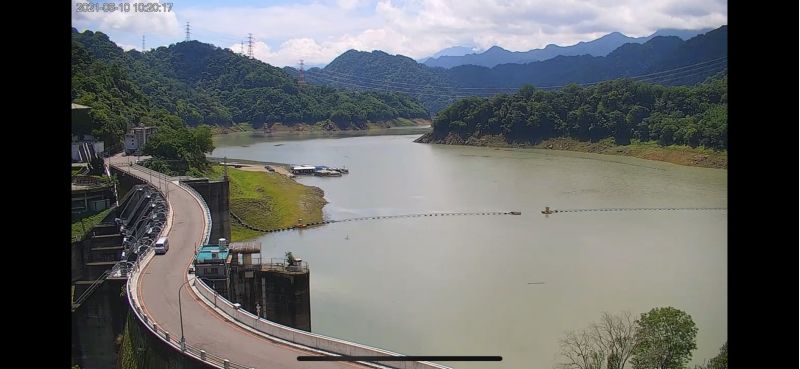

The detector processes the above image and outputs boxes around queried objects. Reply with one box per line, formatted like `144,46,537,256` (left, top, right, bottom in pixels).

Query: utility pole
185,21,191,41
247,33,254,59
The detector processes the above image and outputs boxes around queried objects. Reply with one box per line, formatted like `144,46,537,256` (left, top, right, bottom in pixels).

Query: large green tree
693,342,726,369
142,124,214,175
632,307,698,369
706,342,726,369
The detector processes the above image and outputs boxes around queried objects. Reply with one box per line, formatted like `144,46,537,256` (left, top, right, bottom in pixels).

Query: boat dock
291,165,349,176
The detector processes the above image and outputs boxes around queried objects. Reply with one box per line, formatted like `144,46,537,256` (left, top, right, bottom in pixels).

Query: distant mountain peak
422,27,719,69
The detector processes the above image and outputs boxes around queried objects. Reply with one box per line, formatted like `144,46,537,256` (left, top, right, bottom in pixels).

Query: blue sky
72,0,727,67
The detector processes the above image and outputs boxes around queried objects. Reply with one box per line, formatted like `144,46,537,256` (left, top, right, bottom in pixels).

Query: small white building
124,125,157,155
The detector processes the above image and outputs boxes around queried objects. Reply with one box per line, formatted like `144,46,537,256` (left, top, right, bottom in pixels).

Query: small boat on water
314,169,342,177
291,164,348,176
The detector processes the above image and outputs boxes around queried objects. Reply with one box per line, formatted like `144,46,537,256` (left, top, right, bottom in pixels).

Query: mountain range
422,28,712,69
291,26,727,113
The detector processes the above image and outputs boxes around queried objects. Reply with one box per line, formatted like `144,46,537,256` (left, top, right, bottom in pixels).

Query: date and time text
76,2,174,13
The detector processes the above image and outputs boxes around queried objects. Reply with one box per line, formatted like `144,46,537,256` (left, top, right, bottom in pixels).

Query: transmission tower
185,22,191,41
298,59,306,85
240,40,245,55
142,35,145,52
247,33,254,59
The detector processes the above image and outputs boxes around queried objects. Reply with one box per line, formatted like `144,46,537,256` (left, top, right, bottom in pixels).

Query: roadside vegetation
139,123,215,176
72,208,113,241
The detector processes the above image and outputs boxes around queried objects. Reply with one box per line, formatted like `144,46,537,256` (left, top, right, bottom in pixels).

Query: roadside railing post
223,359,230,369
200,350,206,361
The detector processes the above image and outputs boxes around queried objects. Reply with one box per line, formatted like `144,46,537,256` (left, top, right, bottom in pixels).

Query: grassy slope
207,165,327,241
72,208,113,241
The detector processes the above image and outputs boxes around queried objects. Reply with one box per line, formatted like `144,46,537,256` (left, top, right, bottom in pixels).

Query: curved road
110,157,363,369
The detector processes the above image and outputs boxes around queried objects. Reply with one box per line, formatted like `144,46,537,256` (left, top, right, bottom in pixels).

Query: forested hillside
71,29,429,145
418,71,727,150
298,26,726,114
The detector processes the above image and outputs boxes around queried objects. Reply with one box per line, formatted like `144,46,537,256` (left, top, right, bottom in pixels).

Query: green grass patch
231,223,264,242
207,165,326,241
72,208,113,241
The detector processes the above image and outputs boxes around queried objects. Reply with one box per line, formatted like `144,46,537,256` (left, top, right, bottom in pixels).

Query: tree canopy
141,123,214,176
306,27,726,114
558,312,637,369
71,28,429,146
632,307,698,369
427,72,727,150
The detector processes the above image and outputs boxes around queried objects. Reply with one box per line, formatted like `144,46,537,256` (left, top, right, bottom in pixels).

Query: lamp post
178,278,192,351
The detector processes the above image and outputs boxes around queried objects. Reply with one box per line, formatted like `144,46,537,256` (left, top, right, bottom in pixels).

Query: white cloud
117,43,140,51
181,3,382,43
76,0,727,67
337,0,372,10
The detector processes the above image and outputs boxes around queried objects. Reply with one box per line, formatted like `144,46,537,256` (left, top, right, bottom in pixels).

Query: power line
305,62,726,100
309,57,727,93
305,57,727,97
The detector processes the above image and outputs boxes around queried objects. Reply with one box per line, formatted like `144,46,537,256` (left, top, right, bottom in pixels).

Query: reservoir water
212,129,727,369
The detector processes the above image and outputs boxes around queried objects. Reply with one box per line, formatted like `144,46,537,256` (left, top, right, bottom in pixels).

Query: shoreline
207,157,295,178
211,118,431,136
415,134,727,169
207,164,327,241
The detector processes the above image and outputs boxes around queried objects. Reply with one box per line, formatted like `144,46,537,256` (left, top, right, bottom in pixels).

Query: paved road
108,156,361,369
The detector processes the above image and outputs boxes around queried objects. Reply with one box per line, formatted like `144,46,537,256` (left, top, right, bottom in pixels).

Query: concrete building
226,244,312,331
71,182,115,217
194,240,230,296
183,178,231,243
124,125,157,155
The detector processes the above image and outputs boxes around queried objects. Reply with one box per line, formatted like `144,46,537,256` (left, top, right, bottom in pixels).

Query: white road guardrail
117,162,450,369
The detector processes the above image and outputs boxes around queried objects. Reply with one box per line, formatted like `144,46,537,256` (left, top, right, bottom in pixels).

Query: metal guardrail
177,181,212,245
116,162,251,369
193,277,450,369
125,252,251,369
117,161,448,369
72,270,111,311
262,258,309,273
